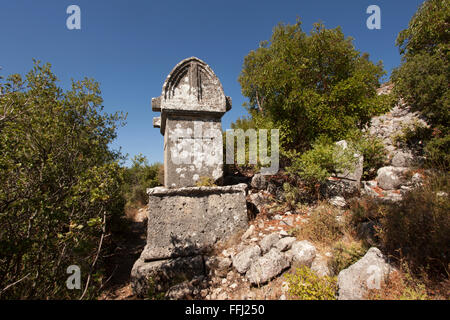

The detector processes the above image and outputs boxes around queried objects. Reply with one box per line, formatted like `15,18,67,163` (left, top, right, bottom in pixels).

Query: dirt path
99,209,147,300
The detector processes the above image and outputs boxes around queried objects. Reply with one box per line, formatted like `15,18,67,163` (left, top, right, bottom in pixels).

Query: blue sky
0,0,424,165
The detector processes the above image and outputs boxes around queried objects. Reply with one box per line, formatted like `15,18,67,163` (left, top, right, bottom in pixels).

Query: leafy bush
294,203,344,244
123,154,162,208
285,266,337,300
286,140,356,188
391,0,449,170
0,62,126,299
351,133,387,180
377,172,450,275
328,241,368,276
239,19,390,154
424,132,450,170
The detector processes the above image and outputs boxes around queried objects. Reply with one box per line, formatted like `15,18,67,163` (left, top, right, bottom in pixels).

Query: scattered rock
376,166,408,190
232,245,261,274
246,249,290,285
275,237,296,252
337,247,394,300
241,225,256,240
248,192,266,213
286,240,316,267
391,150,414,167
260,233,281,253
251,173,267,190
329,196,347,208
310,254,330,277
165,281,194,300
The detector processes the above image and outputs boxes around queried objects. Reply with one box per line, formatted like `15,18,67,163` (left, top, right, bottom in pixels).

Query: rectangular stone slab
141,184,248,261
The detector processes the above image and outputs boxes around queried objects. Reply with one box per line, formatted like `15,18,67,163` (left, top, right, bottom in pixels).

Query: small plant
195,176,217,187
295,204,344,244
146,277,166,300
328,241,368,276
284,266,337,300
283,182,301,208
351,133,387,180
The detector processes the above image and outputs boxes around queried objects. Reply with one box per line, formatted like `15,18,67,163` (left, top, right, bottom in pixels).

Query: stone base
130,183,248,296
131,255,204,297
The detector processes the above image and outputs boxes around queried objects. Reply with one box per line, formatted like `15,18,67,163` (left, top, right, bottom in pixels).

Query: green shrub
351,133,387,180
0,62,126,299
377,172,450,275
424,132,450,170
285,266,337,300
287,140,356,188
328,241,368,275
122,154,162,208
239,19,390,155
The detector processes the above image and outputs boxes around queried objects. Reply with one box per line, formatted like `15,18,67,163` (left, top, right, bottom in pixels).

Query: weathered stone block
131,255,204,297
141,184,248,261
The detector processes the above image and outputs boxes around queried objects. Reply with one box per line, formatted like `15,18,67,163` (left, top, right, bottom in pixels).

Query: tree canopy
238,20,391,153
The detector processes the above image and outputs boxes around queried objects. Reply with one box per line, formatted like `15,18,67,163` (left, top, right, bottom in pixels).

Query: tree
0,61,126,299
391,0,449,169
238,20,390,154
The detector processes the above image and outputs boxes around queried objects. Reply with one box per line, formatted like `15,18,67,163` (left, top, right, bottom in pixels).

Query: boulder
251,173,267,190
329,196,347,208
232,245,261,274
165,281,194,300
391,150,414,167
205,256,232,278
248,192,266,213
376,166,408,190
275,237,297,252
246,249,290,285
259,233,281,253
337,247,394,300
286,240,316,267
131,255,204,297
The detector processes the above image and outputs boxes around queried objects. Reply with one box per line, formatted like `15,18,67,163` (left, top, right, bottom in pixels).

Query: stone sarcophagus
131,58,248,297
152,57,232,188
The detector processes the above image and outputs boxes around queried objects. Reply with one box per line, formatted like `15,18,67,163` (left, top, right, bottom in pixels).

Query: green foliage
283,182,301,208
0,61,126,299
328,241,368,276
285,266,337,300
424,131,450,170
391,0,449,169
350,133,387,180
377,172,450,275
239,19,390,154
122,154,162,208
286,139,356,187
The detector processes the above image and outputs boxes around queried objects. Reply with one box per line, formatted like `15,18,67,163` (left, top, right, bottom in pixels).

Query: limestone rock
329,196,347,208
391,150,414,167
337,247,394,300
260,233,281,253
376,166,408,190
311,254,330,277
286,240,316,267
275,237,297,252
251,173,267,190
241,225,256,240
131,255,204,297
248,192,266,213
246,249,290,285
165,281,194,300
232,245,261,274
141,184,248,261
